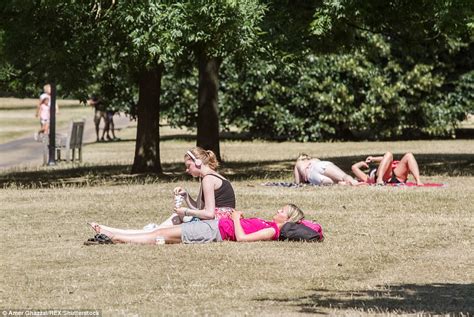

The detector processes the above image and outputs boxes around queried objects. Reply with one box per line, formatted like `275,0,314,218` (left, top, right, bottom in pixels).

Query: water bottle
175,194,193,222
174,194,184,208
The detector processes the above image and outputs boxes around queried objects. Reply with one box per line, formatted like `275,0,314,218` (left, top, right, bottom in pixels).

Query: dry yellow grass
1,176,473,316
1,98,473,316
2,141,474,316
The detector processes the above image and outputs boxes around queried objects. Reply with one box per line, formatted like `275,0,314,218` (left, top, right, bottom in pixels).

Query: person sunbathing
87,204,305,245
294,154,359,186
351,152,423,185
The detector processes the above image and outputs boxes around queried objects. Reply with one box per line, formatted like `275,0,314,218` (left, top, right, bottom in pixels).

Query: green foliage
163,32,472,141
0,1,102,97
1,0,472,142
180,0,266,57
312,0,474,62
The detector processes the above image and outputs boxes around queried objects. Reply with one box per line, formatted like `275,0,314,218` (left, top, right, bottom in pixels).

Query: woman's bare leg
324,163,359,185
394,153,423,185
89,212,183,235
376,152,393,184
89,222,150,234
97,225,183,245
318,174,335,185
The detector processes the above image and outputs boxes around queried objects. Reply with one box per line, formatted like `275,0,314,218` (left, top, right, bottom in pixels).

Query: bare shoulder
202,174,224,188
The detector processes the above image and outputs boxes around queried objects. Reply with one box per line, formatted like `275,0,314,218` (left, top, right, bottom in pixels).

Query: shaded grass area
1,153,473,188
258,283,474,315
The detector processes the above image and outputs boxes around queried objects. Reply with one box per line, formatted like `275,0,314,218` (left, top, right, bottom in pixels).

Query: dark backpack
279,220,324,242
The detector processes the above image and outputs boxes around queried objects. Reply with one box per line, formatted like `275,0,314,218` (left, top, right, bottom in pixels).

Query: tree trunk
197,54,222,161
131,66,163,174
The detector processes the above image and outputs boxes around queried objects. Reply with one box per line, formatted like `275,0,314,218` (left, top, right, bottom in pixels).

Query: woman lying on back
88,204,305,244
351,152,423,185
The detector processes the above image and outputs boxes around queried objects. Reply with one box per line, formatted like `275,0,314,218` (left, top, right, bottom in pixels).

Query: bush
162,35,473,141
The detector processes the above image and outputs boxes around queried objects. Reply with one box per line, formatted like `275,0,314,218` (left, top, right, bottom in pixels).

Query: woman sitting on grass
294,154,359,186
103,147,235,235
351,152,423,185
87,204,305,245
156,147,236,229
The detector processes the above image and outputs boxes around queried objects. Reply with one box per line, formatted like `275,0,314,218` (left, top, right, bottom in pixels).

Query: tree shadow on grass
0,153,472,188
256,283,474,315
159,130,253,142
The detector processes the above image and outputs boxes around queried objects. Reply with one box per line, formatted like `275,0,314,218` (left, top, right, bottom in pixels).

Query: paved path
0,115,131,170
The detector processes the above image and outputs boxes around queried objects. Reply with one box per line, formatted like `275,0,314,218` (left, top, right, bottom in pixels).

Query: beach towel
262,181,444,188
261,182,315,187
385,182,445,187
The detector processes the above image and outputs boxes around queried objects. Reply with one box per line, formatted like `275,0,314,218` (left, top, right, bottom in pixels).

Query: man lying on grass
87,204,306,245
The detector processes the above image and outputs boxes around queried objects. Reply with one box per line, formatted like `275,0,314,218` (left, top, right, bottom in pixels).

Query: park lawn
0,98,88,144
1,134,473,315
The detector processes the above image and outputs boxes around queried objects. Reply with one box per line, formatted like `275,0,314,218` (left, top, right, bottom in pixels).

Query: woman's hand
231,210,243,221
365,156,374,163
174,207,188,217
173,187,187,196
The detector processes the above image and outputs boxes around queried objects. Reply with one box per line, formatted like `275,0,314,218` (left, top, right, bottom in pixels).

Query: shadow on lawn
0,153,472,188
257,283,474,315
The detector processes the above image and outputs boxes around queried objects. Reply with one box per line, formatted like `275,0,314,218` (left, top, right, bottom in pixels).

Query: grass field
1,99,473,316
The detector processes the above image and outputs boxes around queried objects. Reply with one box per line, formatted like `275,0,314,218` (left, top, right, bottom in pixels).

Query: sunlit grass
1,98,473,315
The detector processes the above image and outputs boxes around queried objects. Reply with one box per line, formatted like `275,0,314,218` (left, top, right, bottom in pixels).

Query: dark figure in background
88,95,119,142
88,95,107,142
105,109,119,141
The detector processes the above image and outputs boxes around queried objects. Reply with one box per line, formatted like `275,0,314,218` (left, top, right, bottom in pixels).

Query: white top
40,93,50,106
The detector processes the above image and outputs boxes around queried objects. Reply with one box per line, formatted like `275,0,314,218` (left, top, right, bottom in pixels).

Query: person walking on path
34,84,58,141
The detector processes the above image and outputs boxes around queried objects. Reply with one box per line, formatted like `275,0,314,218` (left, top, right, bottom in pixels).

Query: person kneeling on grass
87,204,304,245
351,152,423,185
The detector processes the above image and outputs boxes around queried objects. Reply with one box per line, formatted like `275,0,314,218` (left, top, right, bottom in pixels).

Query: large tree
179,1,266,160
1,1,186,173
93,2,185,173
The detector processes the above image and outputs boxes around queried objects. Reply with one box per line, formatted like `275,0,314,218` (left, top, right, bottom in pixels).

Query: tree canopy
1,0,472,172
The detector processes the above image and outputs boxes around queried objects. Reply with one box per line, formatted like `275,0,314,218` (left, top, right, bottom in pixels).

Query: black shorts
387,173,403,184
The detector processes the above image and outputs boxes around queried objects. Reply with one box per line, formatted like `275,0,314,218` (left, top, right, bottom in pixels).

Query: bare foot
98,227,114,238
88,222,101,234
